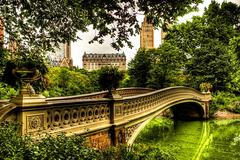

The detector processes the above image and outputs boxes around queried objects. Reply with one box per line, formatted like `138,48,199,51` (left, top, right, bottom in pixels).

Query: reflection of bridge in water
0,86,211,148
192,121,211,160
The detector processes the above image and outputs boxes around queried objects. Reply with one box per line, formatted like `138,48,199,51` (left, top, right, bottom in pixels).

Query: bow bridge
0,86,211,148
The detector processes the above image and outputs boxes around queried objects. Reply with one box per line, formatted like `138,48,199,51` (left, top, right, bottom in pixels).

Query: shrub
0,83,17,99
0,123,175,160
0,123,28,160
26,134,101,160
210,91,240,115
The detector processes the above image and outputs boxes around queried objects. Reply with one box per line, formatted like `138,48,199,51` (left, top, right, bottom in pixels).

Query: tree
0,0,203,51
128,44,186,89
46,67,94,97
0,0,204,93
98,66,124,95
165,1,240,91
128,49,153,87
147,42,186,89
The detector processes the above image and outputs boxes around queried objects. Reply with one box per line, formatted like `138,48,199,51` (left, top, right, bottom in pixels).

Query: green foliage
128,49,153,87
211,91,240,115
119,71,132,88
229,36,240,60
0,0,203,51
25,134,100,160
147,43,186,89
128,45,186,89
0,82,17,99
0,47,9,78
185,40,232,91
98,66,124,92
0,123,175,160
0,123,27,160
87,70,101,92
135,117,174,144
46,67,95,97
165,1,240,91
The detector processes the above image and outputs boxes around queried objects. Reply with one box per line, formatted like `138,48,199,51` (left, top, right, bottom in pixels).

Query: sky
71,0,240,68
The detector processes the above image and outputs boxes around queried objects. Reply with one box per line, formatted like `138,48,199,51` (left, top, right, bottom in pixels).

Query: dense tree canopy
0,0,203,51
165,1,240,91
127,1,240,92
0,0,204,92
128,49,153,87
128,43,185,89
45,67,94,97
147,42,186,89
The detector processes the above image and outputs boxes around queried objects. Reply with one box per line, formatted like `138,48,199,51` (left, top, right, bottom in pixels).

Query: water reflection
135,118,240,160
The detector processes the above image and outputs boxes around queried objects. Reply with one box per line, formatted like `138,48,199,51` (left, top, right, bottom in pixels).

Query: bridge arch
127,98,208,145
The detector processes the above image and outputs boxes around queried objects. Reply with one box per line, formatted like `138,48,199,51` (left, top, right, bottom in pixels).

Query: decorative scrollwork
27,114,44,132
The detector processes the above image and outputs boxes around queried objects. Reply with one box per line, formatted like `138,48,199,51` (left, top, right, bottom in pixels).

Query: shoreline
213,110,240,119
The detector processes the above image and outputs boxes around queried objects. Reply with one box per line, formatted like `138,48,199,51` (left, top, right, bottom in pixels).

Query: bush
0,83,17,99
26,134,101,160
210,91,240,114
0,123,175,160
0,123,28,160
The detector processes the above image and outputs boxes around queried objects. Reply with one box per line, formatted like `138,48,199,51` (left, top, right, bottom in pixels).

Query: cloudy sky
71,0,240,67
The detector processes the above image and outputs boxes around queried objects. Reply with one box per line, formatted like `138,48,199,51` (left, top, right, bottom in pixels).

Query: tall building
140,16,154,49
0,17,3,44
82,53,126,71
47,42,73,68
59,42,73,67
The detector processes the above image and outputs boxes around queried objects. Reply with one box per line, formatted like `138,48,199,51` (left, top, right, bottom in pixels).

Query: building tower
140,16,154,49
48,42,73,67
0,17,4,44
59,42,73,67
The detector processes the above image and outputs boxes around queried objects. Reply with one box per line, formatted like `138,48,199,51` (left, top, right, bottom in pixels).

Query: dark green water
135,118,240,160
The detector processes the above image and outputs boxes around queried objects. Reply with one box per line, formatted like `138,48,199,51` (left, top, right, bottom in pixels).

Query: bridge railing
4,98,113,136
46,87,155,102
0,87,155,135
113,87,211,125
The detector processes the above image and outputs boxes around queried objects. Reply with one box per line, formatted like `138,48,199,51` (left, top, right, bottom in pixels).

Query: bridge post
10,85,47,135
202,92,211,119
108,91,126,146
203,101,210,119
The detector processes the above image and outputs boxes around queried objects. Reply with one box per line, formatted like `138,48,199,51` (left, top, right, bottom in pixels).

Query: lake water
135,118,240,160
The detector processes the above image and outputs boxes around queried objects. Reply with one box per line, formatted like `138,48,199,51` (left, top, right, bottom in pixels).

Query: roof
83,53,126,59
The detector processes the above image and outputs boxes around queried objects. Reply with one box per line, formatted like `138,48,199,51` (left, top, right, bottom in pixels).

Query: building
58,42,73,68
82,53,126,71
47,42,73,68
140,16,154,49
0,17,3,44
